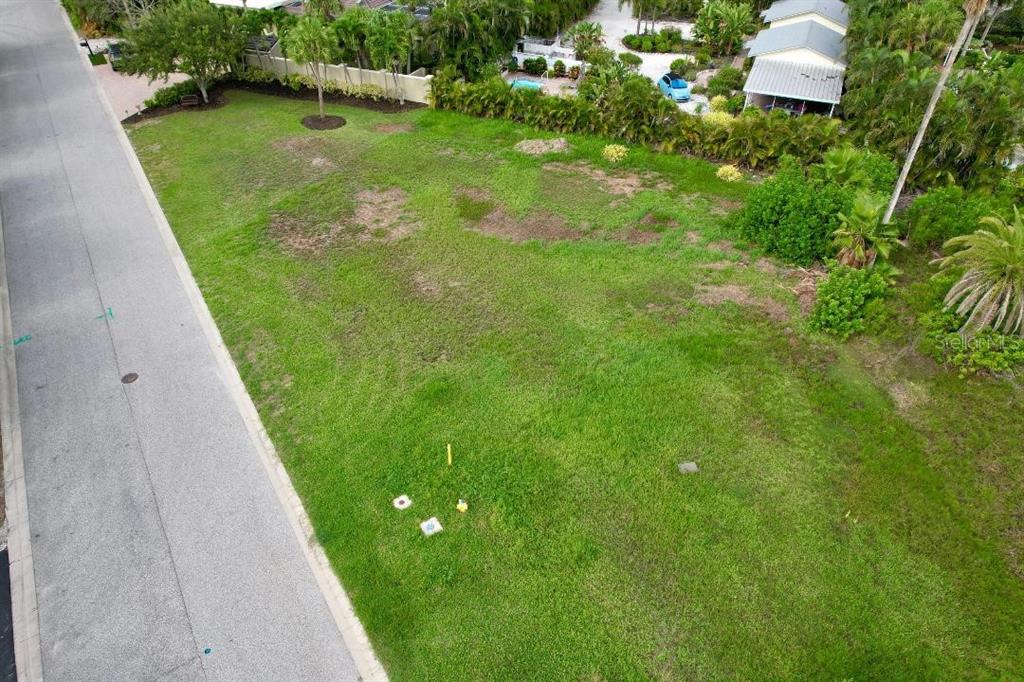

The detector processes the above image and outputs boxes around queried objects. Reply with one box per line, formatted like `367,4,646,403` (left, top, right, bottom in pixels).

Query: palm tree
833,194,902,269
882,0,989,224
568,21,603,63
367,11,412,104
933,207,1024,336
282,16,338,119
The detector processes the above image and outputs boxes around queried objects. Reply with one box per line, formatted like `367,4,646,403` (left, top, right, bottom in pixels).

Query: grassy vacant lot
130,91,1024,680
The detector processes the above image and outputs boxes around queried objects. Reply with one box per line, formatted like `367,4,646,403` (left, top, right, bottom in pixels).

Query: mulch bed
301,114,346,130
123,77,423,124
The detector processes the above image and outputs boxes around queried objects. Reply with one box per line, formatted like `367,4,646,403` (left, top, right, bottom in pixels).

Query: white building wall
244,53,433,104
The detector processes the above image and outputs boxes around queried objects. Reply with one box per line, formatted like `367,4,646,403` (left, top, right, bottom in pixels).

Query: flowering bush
602,144,628,163
704,110,734,129
716,164,742,182
709,95,729,112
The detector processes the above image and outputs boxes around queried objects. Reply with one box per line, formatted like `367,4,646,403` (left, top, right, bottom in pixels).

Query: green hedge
429,70,842,168
144,79,199,108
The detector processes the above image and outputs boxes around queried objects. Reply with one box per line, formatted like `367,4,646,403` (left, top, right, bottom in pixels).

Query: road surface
0,1,375,680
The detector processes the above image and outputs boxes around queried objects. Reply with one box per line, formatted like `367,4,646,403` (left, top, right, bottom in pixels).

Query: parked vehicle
107,42,123,71
657,73,690,102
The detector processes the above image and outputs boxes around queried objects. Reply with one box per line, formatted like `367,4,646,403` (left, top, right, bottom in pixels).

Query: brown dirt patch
710,197,743,216
684,231,701,244
353,188,421,242
457,187,582,243
515,137,570,155
700,260,735,271
782,266,827,314
301,114,346,130
695,284,790,322
543,161,672,197
269,187,420,255
272,136,336,170
888,380,929,412
708,240,743,256
375,122,414,133
474,207,582,243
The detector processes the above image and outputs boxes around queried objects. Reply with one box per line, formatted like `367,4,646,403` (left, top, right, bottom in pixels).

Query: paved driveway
91,57,188,120
0,1,377,680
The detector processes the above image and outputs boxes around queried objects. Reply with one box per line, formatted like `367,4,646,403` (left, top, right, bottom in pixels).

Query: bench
180,94,200,107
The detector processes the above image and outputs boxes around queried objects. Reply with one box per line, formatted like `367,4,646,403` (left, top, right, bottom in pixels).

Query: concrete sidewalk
0,1,380,680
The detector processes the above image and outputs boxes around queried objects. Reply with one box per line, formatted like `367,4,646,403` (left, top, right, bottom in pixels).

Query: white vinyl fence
243,53,433,104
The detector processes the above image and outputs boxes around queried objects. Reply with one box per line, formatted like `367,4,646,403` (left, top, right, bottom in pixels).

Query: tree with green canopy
283,15,340,119
122,0,248,104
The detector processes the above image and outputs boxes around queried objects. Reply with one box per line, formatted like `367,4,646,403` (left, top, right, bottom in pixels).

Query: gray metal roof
761,0,849,27
745,20,846,64
742,59,845,103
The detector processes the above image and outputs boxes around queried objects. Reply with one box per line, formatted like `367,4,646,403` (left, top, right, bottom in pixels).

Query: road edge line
57,8,388,681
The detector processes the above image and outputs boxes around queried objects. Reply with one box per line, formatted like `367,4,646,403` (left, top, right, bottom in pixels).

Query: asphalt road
0,1,366,680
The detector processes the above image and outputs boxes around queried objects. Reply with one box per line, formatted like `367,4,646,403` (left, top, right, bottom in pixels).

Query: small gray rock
678,461,699,474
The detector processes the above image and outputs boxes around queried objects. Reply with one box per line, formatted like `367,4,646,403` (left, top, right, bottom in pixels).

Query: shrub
523,56,547,75
811,265,888,340
709,94,728,112
568,64,581,79
619,52,643,71
737,156,854,265
716,164,742,182
921,309,1024,376
670,58,689,75
705,66,744,98
724,94,745,114
506,56,520,72
903,185,1009,247
235,65,277,84
817,145,898,195
603,144,628,163
704,110,734,128
623,28,686,53
552,59,567,77
695,48,712,67
144,79,200,108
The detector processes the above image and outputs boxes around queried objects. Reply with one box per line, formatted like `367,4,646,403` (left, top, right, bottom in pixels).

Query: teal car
657,73,691,102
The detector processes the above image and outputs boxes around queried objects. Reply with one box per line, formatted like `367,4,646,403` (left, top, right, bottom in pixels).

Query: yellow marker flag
447,443,452,466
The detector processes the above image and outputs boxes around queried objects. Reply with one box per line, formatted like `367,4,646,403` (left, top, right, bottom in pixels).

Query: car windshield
670,79,687,88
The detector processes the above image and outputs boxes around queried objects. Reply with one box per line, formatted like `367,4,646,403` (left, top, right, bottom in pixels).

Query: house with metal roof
741,0,848,116
761,0,849,34
745,19,846,67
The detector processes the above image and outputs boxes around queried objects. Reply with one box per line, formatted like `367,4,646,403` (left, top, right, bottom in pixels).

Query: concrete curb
0,200,44,681
57,7,388,681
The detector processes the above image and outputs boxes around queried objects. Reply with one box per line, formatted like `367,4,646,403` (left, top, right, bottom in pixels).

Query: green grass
130,90,1024,681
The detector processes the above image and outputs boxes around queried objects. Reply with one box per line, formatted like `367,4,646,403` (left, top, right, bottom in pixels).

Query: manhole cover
121,373,139,384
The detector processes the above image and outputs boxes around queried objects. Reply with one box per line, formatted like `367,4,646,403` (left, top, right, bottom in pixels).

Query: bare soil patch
375,122,414,133
302,114,346,130
710,197,743,216
353,188,421,242
783,266,827,314
695,284,790,322
456,187,582,243
269,187,420,255
272,136,336,170
515,138,570,155
474,207,581,243
543,161,672,197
